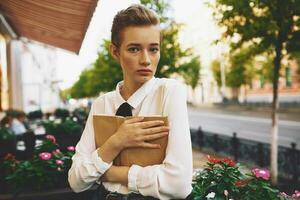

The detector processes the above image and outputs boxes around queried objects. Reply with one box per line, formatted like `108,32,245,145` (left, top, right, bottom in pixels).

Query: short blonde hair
111,4,160,47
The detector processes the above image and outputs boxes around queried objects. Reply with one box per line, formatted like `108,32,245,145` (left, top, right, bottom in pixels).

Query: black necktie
116,102,132,116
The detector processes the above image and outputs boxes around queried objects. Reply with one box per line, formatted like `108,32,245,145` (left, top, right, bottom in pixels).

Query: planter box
0,185,97,200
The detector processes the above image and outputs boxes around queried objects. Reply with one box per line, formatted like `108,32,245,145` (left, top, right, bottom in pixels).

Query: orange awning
0,0,99,53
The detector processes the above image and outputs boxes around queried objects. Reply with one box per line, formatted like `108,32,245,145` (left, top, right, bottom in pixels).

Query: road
188,108,300,149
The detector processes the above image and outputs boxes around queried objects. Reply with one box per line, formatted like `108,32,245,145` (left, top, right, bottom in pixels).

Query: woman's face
112,25,161,86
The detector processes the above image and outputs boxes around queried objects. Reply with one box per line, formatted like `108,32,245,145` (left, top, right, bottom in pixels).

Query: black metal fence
190,127,300,183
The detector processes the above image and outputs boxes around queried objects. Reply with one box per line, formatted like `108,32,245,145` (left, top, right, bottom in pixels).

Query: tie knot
116,102,132,117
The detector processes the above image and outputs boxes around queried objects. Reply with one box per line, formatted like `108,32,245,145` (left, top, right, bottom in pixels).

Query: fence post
197,126,203,149
290,142,298,183
213,134,219,152
231,132,239,161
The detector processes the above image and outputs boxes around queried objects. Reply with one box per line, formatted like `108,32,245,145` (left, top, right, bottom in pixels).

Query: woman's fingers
142,132,168,141
138,120,165,128
140,142,161,149
142,126,169,135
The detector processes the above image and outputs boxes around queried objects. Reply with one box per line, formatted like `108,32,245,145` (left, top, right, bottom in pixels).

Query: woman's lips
137,69,152,74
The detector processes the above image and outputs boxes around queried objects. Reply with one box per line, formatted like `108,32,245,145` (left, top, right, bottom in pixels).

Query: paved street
188,106,300,149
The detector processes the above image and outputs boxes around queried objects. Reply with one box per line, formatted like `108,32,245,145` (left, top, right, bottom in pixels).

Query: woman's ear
110,44,120,61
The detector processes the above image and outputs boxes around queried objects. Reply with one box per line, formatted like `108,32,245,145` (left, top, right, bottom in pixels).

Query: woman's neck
120,79,143,101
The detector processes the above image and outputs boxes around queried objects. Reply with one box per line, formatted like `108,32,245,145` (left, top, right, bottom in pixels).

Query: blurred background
0,0,299,199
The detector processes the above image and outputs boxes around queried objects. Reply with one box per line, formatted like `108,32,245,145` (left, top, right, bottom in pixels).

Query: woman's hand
112,117,169,150
97,117,168,164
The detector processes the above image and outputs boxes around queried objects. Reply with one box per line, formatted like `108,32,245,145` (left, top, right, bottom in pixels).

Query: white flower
224,190,228,196
206,192,216,199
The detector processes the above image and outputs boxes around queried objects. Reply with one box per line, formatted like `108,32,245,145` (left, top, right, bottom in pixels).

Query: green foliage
255,54,276,85
54,108,70,120
212,0,300,89
0,128,16,141
212,0,299,53
192,156,290,200
226,46,257,88
59,88,71,101
211,59,222,87
70,69,94,98
179,57,201,89
2,137,74,192
27,110,43,120
72,107,89,125
34,135,59,153
5,109,21,118
69,0,201,98
42,119,83,136
193,157,243,199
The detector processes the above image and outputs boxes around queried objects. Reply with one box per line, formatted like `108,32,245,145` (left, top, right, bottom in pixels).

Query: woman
68,4,193,200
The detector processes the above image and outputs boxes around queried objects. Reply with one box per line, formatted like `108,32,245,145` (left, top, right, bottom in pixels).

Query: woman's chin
138,76,152,83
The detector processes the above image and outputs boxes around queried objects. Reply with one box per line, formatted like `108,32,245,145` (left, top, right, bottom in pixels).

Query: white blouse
68,77,193,200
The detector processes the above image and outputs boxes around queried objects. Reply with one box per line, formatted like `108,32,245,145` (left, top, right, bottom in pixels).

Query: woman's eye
128,47,139,53
150,48,159,53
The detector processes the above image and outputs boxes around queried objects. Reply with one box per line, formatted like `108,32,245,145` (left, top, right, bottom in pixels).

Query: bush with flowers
42,119,82,150
192,155,300,200
1,134,75,192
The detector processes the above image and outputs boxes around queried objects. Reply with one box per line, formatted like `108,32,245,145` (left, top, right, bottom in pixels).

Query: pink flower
280,192,290,198
67,146,75,152
252,168,270,180
55,160,64,165
292,190,300,198
39,152,52,160
52,149,61,156
45,134,56,143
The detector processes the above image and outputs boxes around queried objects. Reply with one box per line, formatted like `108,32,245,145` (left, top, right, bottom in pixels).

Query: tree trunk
231,87,239,103
271,36,283,185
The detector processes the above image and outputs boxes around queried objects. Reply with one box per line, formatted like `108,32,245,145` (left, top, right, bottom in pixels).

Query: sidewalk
192,148,207,169
188,103,300,122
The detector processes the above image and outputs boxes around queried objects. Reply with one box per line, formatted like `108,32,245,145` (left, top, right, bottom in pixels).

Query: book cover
93,115,168,167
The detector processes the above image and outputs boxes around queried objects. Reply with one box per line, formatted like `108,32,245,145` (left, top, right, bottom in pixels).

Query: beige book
93,115,168,167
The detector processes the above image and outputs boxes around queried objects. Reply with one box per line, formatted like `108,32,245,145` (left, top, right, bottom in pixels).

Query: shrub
2,135,75,192
192,155,299,200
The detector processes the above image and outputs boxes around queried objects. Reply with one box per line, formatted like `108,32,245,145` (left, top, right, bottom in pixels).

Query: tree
212,0,300,184
226,45,257,101
70,69,92,98
69,0,201,98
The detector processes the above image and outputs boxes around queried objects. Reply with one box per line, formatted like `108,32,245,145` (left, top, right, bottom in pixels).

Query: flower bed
1,135,75,194
42,119,82,150
2,134,299,199
192,155,300,199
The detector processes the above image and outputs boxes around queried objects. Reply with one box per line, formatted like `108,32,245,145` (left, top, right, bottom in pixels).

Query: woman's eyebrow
149,43,160,46
126,43,160,47
127,43,141,47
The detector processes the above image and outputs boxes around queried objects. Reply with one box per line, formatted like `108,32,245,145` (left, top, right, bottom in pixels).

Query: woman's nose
139,50,151,66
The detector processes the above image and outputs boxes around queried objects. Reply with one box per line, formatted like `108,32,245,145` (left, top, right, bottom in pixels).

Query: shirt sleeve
127,82,193,199
68,102,112,193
